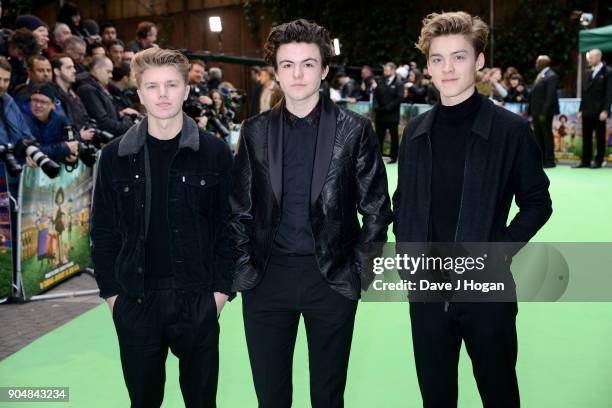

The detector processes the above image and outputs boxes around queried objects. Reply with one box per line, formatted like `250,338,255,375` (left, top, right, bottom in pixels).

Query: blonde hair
131,47,189,87
416,11,489,57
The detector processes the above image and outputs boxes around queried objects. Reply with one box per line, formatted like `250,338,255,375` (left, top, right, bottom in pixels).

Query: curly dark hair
8,28,40,58
264,19,332,69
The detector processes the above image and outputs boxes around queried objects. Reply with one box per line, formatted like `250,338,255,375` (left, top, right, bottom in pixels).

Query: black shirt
272,101,321,255
430,89,483,242
145,131,180,278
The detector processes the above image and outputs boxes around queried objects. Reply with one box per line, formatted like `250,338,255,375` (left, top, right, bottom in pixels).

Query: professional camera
219,87,246,113
183,102,231,139
0,143,22,177
86,119,115,148
13,139,61,179
126,112,146,124
63,126,97,168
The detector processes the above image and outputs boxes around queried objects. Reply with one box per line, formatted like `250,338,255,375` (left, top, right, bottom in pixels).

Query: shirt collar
283,98,321,129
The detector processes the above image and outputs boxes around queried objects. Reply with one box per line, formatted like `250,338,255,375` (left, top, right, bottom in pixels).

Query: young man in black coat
230,19,392,408
91,48,232,408
394,12,552,407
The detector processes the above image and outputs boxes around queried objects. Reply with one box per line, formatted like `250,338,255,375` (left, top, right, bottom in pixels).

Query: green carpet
1,165,611,407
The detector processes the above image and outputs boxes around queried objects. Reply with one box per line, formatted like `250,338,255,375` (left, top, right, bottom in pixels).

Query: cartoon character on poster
51,187,68,266
35,207,52,272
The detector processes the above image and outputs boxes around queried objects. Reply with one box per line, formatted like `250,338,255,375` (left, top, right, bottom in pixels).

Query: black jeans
581,116,607,165
409,302,519,408
112,277,219,408
242,255,357,408
375,120,399,160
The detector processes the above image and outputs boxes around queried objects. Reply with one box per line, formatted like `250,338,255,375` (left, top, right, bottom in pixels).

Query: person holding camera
208,88,234,141
76,55,139,138
19,82,78,163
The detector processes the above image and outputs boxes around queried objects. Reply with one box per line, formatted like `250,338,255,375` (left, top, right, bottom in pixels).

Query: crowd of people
0,2,609,173
0,2,242,170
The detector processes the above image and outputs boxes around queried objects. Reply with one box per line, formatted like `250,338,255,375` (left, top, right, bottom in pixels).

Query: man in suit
373,62,404,163
575,48,612,168
529,55,559,168
230,19,392,408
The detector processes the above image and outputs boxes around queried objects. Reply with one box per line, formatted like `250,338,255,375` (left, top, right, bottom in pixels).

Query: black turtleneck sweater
431,90,483,242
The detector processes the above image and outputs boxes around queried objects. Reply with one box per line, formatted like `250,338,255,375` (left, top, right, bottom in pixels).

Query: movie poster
18,164,93,299
0,165,13,301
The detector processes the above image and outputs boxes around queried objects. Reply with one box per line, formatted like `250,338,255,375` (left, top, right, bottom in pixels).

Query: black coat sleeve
90,145,122,298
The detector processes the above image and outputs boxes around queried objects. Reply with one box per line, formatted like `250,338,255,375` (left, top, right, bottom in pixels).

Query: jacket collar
118,112,199,156
411,94,495,141
267,95,338,205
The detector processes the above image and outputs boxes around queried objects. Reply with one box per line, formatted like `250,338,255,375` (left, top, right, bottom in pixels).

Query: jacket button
137,266,143,274
123,186,129,193
136,298,142,304
200,179,206,186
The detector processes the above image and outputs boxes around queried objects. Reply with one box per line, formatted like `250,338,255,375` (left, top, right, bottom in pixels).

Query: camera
126,112,146,124
86,119,115,148
13,139,61,179
0,143,23,177
63,126,97,168
183,102,231,140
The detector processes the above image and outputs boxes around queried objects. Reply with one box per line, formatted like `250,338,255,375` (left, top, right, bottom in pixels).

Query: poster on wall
18,164,94,299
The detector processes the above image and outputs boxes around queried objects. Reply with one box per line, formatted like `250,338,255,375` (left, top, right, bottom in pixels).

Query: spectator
207,66,222,90
488,67,508,101
209,88,235,141
75,55,137,137
258,66,281,113
335,70,359,103
50,54,91,130
0,56,32,146
127,21,157,53
187,59,212,106
248,65,261,116
57,2,87,39
403,69,426,104
502,66,519,90
373,61,403,162
15,15,49,53
63,35,87,74
100,23,117,43
89,42,106,58
109,63,137,112
504,74,528,103
81,19,102,45
47,23,72,58
358,65,375,102
105,39,124,68
20,82,77,163
122,50,135,64
6,29,40,94
13,55,53,105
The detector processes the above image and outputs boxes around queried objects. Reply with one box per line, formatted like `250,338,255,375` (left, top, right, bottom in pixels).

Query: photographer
109,63,139,112
208,88,235,141
76,55,138,137
0,57,32,146
20,82,78,163
6,28,40,94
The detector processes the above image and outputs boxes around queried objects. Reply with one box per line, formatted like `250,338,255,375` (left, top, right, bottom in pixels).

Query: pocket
111,294,122,321
111,179,139,219
181,173,220,217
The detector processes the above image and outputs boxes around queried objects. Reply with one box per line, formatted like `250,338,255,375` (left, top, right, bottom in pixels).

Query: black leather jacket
230,96,392,300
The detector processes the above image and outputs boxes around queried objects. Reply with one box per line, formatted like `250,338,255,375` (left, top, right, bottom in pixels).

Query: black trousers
112,278,220,408
533,115,555,165
581,116,607,165
375,120,399,160
242,255,357,408
409,302,519,408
